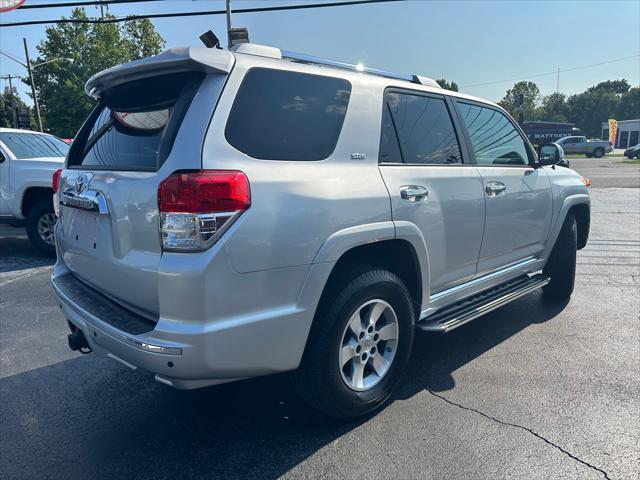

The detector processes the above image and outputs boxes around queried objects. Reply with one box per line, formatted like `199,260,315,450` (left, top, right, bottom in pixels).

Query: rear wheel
292,269,414,419
593,147,605,158
26,201,56,257
543,213,577,301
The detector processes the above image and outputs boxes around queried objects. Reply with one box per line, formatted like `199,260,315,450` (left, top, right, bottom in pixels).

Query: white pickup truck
0,127,69,255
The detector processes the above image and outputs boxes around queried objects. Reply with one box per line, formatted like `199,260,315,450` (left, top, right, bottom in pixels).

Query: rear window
225,68,351,161
0,132,69,159
68,72,203,171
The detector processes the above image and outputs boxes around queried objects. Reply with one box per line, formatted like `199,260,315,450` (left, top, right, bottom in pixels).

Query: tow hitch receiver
67,328,92,354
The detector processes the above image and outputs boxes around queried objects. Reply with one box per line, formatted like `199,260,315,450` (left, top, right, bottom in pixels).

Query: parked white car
0,127,69,255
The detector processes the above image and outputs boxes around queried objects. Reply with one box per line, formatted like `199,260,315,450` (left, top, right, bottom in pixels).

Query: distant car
0,127,69,255
555,136,613,158
624,144,640,159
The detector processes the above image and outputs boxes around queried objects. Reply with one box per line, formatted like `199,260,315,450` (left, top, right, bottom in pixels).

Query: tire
593,147,604,158
291,269,415,419
543,213,577,301
26,200,57,257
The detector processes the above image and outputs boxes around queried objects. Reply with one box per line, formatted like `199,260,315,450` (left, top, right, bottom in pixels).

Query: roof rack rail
281,50,440,88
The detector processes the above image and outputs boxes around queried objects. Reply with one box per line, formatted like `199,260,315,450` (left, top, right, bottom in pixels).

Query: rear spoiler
85,47,235,99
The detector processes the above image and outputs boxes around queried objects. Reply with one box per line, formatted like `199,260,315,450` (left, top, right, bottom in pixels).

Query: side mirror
0,151,5,164
537,143,562,167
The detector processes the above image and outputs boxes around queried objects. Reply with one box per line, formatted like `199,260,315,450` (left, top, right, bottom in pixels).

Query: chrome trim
429,257,539,303
61,188,109,214
419,276,549,333
282,50,420,84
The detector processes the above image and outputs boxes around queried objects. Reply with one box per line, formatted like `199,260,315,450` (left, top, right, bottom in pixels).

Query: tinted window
380,91,462,165
0,132,69,159
457,102,529,166
379,103,403,163
68,72,203,171
76,106,168,170
225,68,351,161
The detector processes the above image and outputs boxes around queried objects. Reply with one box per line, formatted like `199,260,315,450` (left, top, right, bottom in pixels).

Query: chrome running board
417,275,549,333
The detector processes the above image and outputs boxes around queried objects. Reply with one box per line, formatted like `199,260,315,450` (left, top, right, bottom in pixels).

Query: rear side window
225,68,351,161
379,91,462,165
0,132,69,159
457,102,530,166
68,72,203,171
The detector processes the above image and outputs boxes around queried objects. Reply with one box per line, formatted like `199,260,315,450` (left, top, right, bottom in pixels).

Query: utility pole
556,67,560,93
23,37,43,132
0,74,20,128
226,0,232,49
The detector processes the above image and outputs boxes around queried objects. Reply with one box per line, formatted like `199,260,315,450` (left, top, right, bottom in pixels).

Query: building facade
601,119,640,148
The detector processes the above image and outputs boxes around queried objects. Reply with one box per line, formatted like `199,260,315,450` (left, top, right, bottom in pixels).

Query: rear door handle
485,181,507,196
400,185,428,202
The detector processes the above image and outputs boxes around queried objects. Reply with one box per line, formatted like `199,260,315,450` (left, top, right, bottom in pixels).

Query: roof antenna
199,30,222,49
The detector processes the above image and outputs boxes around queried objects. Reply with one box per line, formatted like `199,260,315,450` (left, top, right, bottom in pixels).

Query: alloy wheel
339,299,399,391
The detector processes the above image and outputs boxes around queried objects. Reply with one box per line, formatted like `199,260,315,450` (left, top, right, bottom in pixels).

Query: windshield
0,132,70,159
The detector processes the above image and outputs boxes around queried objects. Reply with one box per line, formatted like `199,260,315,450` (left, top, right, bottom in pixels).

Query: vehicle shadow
0,225,55,273
0,292,568,480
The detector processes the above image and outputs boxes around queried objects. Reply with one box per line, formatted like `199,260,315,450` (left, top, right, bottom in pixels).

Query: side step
417,275,549,333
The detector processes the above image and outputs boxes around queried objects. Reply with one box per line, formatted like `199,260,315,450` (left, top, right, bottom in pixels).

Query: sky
1,0,639,107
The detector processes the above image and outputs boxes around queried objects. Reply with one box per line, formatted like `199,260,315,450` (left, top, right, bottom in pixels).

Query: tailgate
57,64,230,317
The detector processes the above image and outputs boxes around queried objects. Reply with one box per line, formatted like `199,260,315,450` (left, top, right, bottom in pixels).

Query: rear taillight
158,170,250,252
52,169,62,192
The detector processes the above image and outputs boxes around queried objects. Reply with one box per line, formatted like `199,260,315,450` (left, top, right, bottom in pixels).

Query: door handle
400,185,428,202
485,181,507,196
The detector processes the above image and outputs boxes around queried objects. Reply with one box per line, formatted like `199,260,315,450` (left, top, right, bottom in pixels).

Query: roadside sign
15,107,30,129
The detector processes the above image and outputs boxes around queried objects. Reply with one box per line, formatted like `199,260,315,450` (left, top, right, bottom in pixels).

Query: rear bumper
51,256,331,389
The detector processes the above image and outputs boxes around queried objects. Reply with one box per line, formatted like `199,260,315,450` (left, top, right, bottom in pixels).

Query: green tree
498,81,541,121
565,89,619,138
616,87,640,120
587,79,631,96
0,85,34,129
538,92,568,122
25,8,165,137
435,78,459,92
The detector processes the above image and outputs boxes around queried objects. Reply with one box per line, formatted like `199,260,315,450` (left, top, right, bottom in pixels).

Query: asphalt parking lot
1,165,638,479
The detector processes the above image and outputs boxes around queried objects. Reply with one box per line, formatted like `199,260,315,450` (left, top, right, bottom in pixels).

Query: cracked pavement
1,183,639,479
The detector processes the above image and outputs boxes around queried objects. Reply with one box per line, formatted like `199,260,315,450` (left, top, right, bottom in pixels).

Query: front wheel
291,269,415,419
593,147,605,158
26,201,57,257
543,213,577,301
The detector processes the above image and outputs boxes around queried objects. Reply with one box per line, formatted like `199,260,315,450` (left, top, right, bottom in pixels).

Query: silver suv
52,44,590,419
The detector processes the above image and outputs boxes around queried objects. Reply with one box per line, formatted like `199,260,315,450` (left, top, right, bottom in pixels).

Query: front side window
380,91,462,165
0,132,69,159
225,68,351,161
457,102,530,166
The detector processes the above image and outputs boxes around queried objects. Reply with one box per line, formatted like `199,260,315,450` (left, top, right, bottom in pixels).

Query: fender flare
298,220,430,313
543,193,590,260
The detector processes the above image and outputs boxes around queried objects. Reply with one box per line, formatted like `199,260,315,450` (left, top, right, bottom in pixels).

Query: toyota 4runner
51,44,590,419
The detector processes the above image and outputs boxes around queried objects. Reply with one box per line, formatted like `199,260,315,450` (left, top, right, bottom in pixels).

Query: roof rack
281,49,441,88
230,44,441,88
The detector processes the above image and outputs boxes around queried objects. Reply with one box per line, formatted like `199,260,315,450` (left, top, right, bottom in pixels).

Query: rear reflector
158,170,250,252
52,169,62,192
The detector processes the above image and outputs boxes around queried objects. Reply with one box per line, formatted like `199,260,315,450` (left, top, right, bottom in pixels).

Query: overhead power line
0,0,406,27
461,54,640,88
19,0,162,9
